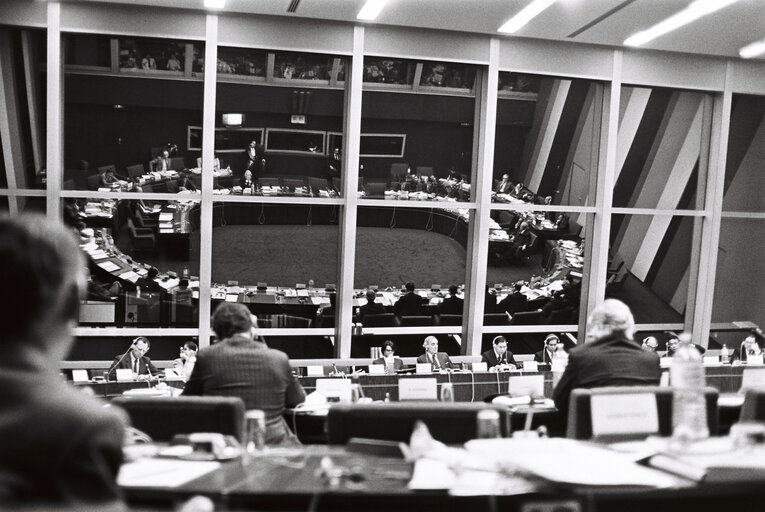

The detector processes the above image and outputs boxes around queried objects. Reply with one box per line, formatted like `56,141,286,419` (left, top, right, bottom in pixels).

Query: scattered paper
118,458,220,488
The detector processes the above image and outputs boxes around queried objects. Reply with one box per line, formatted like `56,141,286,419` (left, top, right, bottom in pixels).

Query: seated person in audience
540,289,569,323
177,170,197,192
99,168,125,188
183,303,306,445
240,169,255,189
0,214,127,506
484,285,498,314
135,266,162,292
246,141,266,180
416,336,453,370
108,336,159,381
152,150,172,172
326,147,341,185
359,289,385,321
736,334,763,362
664,332,706,356
552,299,661,420
393,281,423,317
535,333,560,363
555,213,570,233
87,276,122,301
495,173,513,194
173,341,198,382
372,340,404,374
316,292,336,327
173,278,193,304
543,196,557,221
498,281,527,315
642,336,659,353
437,284,463,316
481,336,518,371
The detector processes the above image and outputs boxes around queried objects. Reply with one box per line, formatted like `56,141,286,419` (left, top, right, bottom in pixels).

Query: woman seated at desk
373,340,404,374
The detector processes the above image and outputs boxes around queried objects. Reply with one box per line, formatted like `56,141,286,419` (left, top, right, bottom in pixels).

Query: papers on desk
297,289,309,297
118,458,221,488
97,261,120,272
159,278,179,290
311,296,330,305
118,270,140,283
381,292,396,305
464,438,679,488
225,294,239,302
159,212,174,222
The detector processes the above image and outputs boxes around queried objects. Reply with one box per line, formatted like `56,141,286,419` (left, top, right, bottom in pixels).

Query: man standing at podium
183,303,306,445
0,215,126,505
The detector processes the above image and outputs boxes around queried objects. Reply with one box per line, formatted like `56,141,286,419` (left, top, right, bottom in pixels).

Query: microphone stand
107,344,133,381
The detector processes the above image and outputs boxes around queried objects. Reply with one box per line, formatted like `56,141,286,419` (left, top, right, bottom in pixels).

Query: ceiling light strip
498,0,557,34
624,0,740,47
739,38,765,59
357,0,389,21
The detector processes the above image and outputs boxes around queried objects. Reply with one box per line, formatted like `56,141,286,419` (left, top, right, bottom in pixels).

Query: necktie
431,354,440,369
133,358,138,373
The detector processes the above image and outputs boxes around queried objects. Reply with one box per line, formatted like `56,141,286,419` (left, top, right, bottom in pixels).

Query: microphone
107,341,135,381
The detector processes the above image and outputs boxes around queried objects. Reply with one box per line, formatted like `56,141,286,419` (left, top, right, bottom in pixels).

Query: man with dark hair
135,266,162,292
0,214,126,505
393,281,423,317
437,284,464,316
498,281,527,315
359,289,385,321
552,299,661,421
173,340,198,382
183,302,306,445
481,336,518,371
535,333,560,363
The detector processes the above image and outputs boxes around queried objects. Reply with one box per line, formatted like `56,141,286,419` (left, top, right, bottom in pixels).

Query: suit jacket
154,157,171,172
495,181,513,194
359,300,385,320
416,352,453,370
108,353,159,380
135,277,162,293
481,349,518,368
372,357,404,373
393,292,424,317
437,295,464,316
534,348,555,364
0,352,126,504
498,292,527,314
183,335,306,432
552,333,661,420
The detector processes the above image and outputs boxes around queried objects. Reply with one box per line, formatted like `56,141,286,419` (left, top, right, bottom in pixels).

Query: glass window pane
210,203,339,331
0,197,45,215
711,219,765,344
64,33,203,193
73,197,200,328
64,33,110,68
614,86,711,210
606,214,694,324
216,46,267,78
273,51,332,82
722,94,765,213
494,73,602,207
419,61,476,90
363,57,414,85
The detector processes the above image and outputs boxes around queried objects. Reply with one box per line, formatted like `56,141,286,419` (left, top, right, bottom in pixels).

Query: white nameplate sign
660,357,673,368
316,378,352,403
72,369,90,383
703,356,719,366
164,368,183,381
416,363,433,374
590,393,659,438
398,378,437,400
508,375,544,397
306,365,324,376
748,355,764,366
115,369,133,382
523,361,538,372
368,364,385,375
741,368,765,391
471,362,488,372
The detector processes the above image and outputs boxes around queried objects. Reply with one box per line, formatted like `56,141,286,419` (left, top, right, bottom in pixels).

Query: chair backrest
111,396,246,443
282,178,306,190
548,307,575,324
362,313,397,327
390,163,409,180
739,389,765,422
364,181,388,196
308,177,327,193
438,314,463,326
566,386,719,440
87,174,102,190
509,310,542,325
399,315,433,327
169,157,185,171
483,313,509,326
97,164,116,174
165,179,180,193
326,402,511,445
63,179,76,190
318,314,335,328
415,166,434,177
126,164,145,179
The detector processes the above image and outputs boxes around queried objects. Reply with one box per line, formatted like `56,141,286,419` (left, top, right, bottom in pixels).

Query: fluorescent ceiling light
498,0,557,34
739,38,765,59
204,0,225,9
624,0,740,47
357,0,389,21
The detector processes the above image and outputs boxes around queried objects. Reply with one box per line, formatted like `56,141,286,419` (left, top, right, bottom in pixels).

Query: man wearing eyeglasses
108,336,159,381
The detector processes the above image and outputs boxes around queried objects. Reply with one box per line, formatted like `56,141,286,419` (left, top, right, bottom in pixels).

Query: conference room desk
121,443,765,512
73,380,185,399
